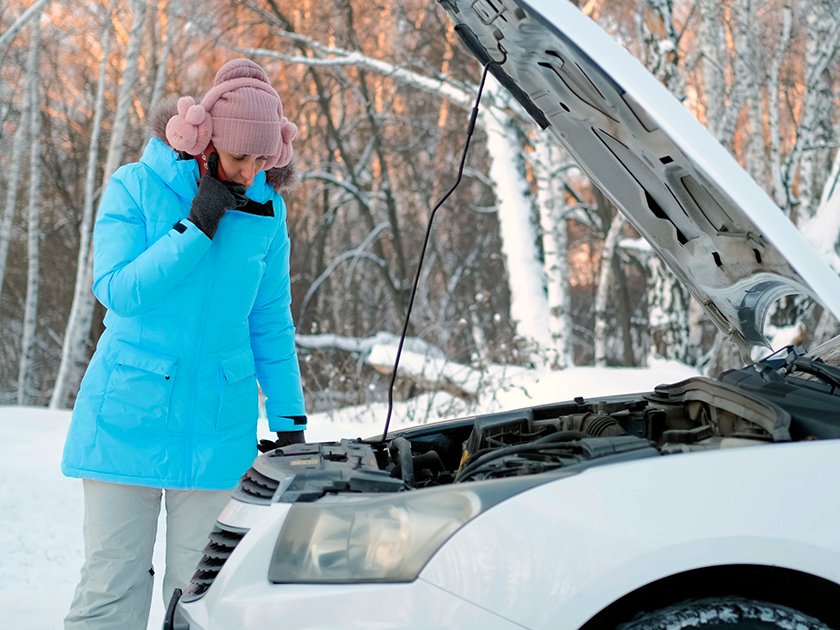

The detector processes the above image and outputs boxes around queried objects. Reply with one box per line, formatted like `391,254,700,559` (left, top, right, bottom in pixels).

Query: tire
617,596,831,630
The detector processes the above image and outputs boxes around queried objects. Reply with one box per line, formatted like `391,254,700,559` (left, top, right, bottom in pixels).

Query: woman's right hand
188,154,243,239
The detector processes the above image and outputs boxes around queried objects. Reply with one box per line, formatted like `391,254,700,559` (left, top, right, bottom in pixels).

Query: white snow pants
64,479,231,630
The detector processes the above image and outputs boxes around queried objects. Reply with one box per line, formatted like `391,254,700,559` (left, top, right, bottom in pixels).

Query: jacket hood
147,95,300,193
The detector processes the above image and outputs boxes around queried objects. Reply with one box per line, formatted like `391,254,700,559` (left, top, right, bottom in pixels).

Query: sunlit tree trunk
51,9,112,409
103,0,146,181
149,0,179,107
49,0,144,405
17,9,43,404
732,0,766,186
766,3,794,208
0,0,50,53
696,0,727,140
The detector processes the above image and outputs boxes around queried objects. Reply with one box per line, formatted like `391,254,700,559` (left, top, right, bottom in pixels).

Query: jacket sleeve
249,194,306,432
92,169,211,317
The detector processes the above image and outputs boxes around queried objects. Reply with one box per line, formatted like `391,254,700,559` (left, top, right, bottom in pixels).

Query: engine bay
374,375,790,488
240,363,840,504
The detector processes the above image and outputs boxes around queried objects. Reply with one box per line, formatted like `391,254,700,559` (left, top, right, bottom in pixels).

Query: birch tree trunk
594,213,625,366
17,9,43,404
244,28,556,365
51,9,112,409
49,1,144,406
732,0,766,187
103,0,146,182
696,0,727,141
789,0,837,221
482,77,551,364
0,0,50,53
765,3,794,208
647,256,694,364
0,97,30,297
149,0,179,108
533,133,574,367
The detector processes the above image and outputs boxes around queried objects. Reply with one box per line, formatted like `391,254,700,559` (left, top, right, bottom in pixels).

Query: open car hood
440,0,840,358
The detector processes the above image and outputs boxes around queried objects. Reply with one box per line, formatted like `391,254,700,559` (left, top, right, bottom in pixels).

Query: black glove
188,154,246,238
221,180,249,210
258,429,306,453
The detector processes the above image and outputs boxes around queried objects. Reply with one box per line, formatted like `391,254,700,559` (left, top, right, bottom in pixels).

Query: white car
164,1,840,628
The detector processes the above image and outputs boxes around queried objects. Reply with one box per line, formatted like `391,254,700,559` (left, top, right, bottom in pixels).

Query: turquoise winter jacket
61,137,306,490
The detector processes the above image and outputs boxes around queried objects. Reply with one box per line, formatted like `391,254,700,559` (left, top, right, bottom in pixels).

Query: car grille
236,465,280,503
181,522,249,602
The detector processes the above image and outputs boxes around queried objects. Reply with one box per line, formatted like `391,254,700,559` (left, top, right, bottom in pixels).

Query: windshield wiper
790,357,840,392
755,345,840,392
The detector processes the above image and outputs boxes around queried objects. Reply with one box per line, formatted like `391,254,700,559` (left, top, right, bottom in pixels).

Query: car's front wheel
617,596,830,629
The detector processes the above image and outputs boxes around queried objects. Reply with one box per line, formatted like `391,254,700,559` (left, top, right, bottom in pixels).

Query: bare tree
234,6,556,366
593,213,626,366
0,94,29,298
765,3,794,207
786,0,839,220
51,5,113,408
102,0,146,182
149,0,180,109
0,0,50,53
17,5,43,404
533,134,575,367
480,79,552,364
50,0,146,406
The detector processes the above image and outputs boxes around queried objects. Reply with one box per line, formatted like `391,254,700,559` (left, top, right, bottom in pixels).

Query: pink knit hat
165,59,297,169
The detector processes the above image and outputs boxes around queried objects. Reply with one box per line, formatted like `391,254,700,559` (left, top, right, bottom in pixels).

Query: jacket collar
140,138,272,203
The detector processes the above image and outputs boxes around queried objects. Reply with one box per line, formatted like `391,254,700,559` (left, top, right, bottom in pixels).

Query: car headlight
267,476,551,583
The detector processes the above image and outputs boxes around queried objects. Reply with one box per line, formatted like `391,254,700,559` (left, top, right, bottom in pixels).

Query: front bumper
170,498,524,629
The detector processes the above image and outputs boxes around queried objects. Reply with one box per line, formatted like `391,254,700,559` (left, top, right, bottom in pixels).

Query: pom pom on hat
270,118,297,170
165,96,212,154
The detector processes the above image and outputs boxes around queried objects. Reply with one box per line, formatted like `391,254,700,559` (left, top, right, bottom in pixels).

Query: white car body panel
182,504,524,629
180,440,840,629
420,440,840,628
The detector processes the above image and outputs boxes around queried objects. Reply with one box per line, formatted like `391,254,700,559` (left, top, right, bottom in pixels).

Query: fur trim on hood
147,95,300,193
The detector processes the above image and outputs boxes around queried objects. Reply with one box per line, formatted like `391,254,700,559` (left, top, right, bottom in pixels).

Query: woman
62,58,306,629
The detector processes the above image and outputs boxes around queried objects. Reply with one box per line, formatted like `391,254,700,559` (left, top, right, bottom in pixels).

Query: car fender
418,439,840,629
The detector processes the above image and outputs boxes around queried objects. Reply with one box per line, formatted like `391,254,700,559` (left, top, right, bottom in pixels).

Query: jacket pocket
216,350,258,432
99,342,178,432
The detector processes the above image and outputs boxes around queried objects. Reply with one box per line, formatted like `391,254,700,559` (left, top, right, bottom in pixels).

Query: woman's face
215,149,268,188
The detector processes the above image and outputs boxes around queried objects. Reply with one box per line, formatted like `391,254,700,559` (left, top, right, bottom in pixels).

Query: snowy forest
1,0,839,415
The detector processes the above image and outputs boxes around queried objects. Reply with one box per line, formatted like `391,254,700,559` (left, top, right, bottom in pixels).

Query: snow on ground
0,361,697,629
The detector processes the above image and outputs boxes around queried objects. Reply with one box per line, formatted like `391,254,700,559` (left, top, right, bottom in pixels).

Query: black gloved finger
275,430,306,448
189,175,235,239
222,181,250,209
257,438,279,454
256,431,305,454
